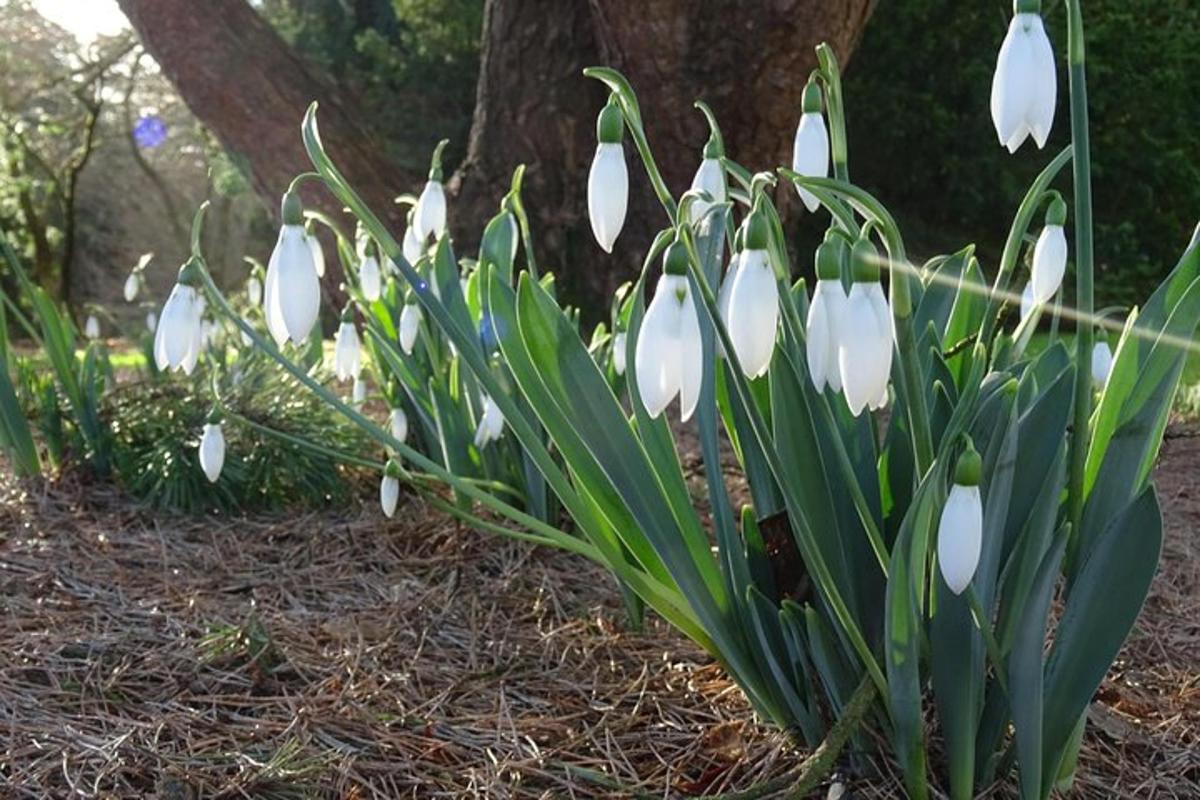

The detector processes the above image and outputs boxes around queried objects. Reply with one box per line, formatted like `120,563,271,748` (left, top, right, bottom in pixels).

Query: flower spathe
635,242,702,421
199,421,225,483
399,301,422,355
474,394,505,448
727,210,779,378
990,0,1057,153
837,238,893,416
154,268,204,374
792,79,830,213
587,97,628,253
1032,198,1068,304
807,237,849,393
264,192,321,347
937,444,984,595
333,316,361,382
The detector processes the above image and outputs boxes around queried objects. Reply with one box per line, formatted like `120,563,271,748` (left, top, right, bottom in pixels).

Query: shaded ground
1,430,1198,798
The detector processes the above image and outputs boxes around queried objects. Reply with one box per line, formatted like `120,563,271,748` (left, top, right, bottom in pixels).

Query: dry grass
0,431,1198,799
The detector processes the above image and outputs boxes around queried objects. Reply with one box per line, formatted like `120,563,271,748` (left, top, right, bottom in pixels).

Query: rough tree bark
118,0,876,303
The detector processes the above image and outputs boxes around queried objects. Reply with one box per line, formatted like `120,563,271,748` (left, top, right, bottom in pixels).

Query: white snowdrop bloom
990,0,1057,153
807,238,849,393
1019,281,1036,323
307,231,326,279
264,192,321,347
688,150,726,227
360,255,382,302
635,242,703,421
123,272,140,303
1032,198,1067,304
727,211,779,378
587,98,628,253
938,443,984,595
84,315,100,340
146,311,157,333
399,301,422,355
402,218,424,264
1092,339,1113,389
792,79,830,212
473,394,505,448
389,407,408,443
415,180,447,241
352,376,367,406
380,462,401,518
333,315,361,382
154,267,205,374
837,238,893,416
246,275,263,306
612,331,627,376
198,421,226,483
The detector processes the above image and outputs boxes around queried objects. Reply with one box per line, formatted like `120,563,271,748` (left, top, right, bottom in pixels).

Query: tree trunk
115,0,417,235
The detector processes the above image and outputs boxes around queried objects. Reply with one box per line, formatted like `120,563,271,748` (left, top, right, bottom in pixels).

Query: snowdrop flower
198,414,226,483
380,460,401,518
123,272,140,303
1092,338,1113,389
1031,197,1067,304
792,78,830,213
402,211,424,265
806,235,849,393
990,0,1057,153
727,209,780,378
612,331,627,376
1019,281,1035,323
587,96,628,253
635,240,703,421
84,315,100,340
399,299,422,355
688,134,726,227
473,394,505,448
246,274,263,306
352,376,367,406
333,308,361,382
154,261,205,374
389,406,408,444
838,237,893,416
146,311,157,333
414,140,448,241
264,191,321,347
938,441,984,595
306,227,326,279
359,252,382,302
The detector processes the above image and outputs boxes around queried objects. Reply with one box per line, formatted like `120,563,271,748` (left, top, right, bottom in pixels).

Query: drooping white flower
727,213,780,378
688,155,726,227
403,217,424,264
399,301,422,355
123,272,140,303
352,376,367,406
146,311,157,333
807,238,849,393
264,192,321,347
473,394,505,448
938,444,984,595
84,315,100,340
360,255,382,302
307,231,326,279
990,1,1057,153
635,243,703,421
837,238,893,416
198,421,225,483
1019,281,1035,323
612,331,627,376
389,407,408,443
246,275,263,306
1032,198,1068,304
1092,339,1113,389
380,462,401,518
792,79,830,213
415,181,447,242
154,269,204,374
333,314,361,382
587,98,628,253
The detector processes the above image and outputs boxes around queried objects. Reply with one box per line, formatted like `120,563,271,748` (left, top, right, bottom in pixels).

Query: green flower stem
1066,0,1095,554
965,584,1009,694
506,165,539,279
816,44,850,182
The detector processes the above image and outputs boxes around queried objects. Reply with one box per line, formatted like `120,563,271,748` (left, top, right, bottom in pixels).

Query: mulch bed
1,429,1198,798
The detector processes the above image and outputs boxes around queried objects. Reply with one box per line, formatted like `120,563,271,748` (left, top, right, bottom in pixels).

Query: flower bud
587,96,629,253
792,78,830,213
1032,198,1068,304
938,440,984,595
199,419,226,483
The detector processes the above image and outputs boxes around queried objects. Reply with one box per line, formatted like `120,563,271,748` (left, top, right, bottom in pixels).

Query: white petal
123,273,139,303
246,276,262,307
264,229,289,347
1020,281,1036,322
360,256,382,302
146,312,157,333
380,475,400,517
727,250,779,378
390,407,408,443
399,304,422,355
415,181,447,240
199,423,225,483
937,484,983,595
838,284,890,416
403,224,423,264
678,285,704,422
718,253,741,332
1092,341,1113,389
334,321,361,382
587,143,628,253
1026,16,1057,148
274,225,321,345
1032,224,1067,304
792,112,830,212
612,331,627,376
352,376,367,405
635,275,684,418
308,233,326,278
688,158,726,226
991,15,1035,150
806,282,832,391
84,316,100,340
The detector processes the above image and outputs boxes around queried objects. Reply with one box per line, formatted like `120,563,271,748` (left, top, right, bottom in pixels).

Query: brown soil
0,430,1197,799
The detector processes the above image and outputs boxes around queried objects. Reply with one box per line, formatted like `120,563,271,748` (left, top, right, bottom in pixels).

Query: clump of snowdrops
147,1,1200,796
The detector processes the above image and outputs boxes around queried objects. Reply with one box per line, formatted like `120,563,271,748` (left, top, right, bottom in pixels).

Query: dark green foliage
846,0,1200,310
105,357,371,514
